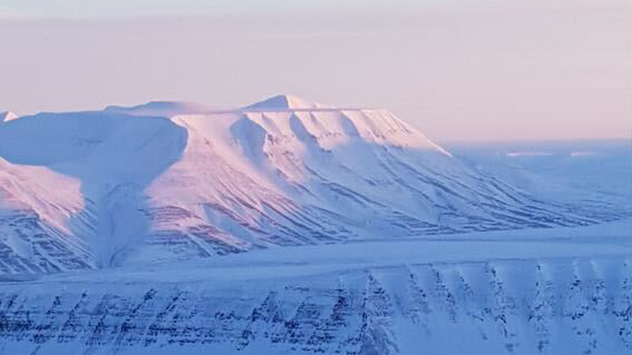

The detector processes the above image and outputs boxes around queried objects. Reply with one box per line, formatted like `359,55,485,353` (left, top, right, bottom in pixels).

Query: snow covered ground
0,219,630,354
0,96,630,354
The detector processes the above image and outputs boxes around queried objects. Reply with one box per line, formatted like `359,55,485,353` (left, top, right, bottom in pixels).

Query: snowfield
0,95,630,354
0,220,630,355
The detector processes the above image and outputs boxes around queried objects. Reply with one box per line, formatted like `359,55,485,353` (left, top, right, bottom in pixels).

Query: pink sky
0,0,629,141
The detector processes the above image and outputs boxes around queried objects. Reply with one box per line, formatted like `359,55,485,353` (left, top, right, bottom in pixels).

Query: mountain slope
0,95,628,273
0,224,630,355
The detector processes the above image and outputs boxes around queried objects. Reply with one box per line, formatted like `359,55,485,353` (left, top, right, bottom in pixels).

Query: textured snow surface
0,221,630,355
0,96,630,354
0,96,630,274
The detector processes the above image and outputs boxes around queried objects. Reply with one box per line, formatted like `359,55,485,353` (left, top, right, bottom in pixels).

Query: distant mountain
0,95,627,274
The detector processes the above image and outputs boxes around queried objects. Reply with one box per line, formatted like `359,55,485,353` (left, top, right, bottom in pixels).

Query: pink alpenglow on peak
0,111,18,123
0,96,628,275
243,94,331,111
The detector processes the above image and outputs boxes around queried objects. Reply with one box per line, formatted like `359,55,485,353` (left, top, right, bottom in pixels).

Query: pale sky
0,0,630,141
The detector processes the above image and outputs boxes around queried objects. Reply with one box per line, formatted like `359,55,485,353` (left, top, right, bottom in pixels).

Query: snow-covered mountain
0,96,631,355
0,95,628,274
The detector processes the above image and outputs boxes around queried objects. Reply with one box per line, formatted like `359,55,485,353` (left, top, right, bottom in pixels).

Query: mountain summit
0,111,17,123
244,94,328,110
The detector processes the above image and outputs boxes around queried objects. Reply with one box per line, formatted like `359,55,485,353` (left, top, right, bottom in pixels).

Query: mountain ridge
0,95,628,274
243,94,335,111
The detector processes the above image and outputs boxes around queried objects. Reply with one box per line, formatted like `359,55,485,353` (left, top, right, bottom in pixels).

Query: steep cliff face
0,255,630,355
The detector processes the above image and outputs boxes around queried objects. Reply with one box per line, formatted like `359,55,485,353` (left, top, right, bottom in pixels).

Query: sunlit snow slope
0,96,628,273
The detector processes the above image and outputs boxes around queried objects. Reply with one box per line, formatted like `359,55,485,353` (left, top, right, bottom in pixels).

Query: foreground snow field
0,219,630,354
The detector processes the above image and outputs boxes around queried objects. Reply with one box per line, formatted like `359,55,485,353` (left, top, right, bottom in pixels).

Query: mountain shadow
0,110,187,268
